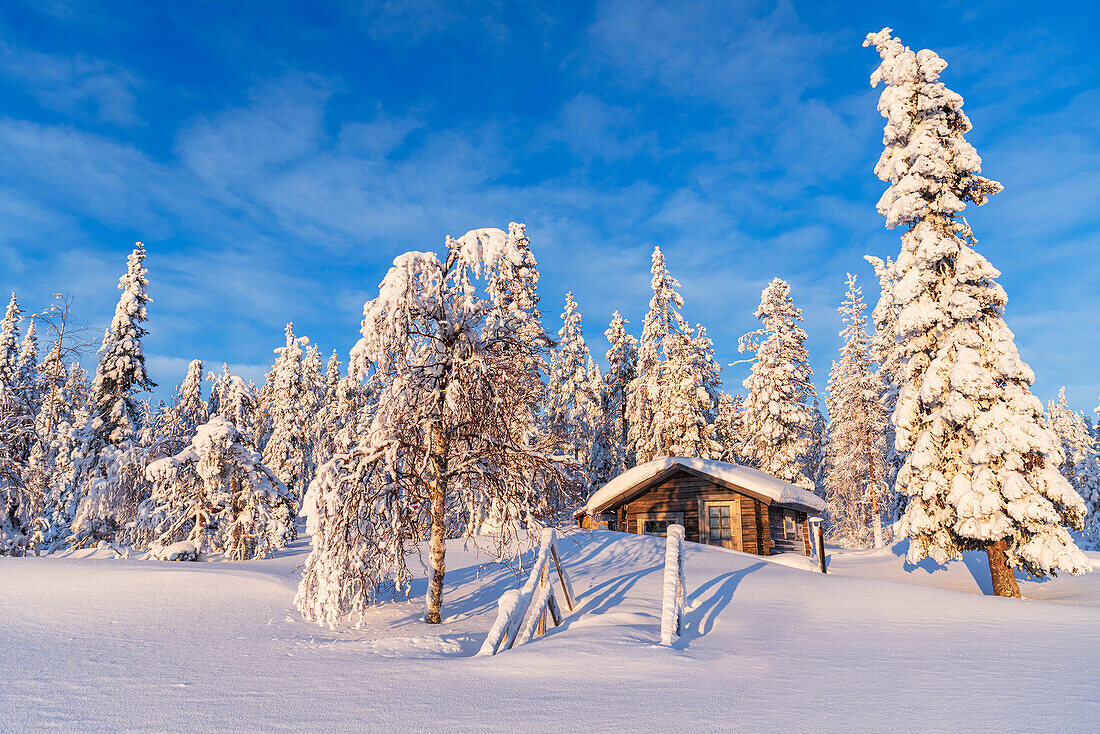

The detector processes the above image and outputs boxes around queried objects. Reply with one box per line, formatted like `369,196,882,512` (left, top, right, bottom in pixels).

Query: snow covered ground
3,530,1098,732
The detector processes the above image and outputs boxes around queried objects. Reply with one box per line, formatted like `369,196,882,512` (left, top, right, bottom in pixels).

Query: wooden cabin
575,457,826,556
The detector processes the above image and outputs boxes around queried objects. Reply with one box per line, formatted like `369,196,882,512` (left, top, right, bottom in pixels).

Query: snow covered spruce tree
1047,389,1100,549
70,242,157,547
142,416,294,559
0,293,21,390
589,311,639,486
209,365,261,446
626,247,718,462
824,274,890,548
14,321,39,410
737,278,817,489
662,323,721,459
712,392,742,463
296,224,566,628
864,28,1089,595
864,255,906,515
260,324,314,503
546,292,600,494
173,359,209,436
310,350,343,470
0,294,39,553
601,311,637,462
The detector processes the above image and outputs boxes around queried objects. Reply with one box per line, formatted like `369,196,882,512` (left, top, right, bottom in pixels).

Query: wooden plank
547,591,563,627
550,543,575,612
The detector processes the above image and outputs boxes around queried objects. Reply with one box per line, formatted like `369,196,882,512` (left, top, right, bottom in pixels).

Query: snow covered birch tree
712,392,742,463
865,28,1089,595
824,274,890,548
737,278,817,489
296,224,565,628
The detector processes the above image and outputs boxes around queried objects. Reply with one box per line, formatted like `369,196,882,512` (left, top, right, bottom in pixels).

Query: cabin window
708,505,733,542
784,515,797,539
702,500,741,550
638,513,684,537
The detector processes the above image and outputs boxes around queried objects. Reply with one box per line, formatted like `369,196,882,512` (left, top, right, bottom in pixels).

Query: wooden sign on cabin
574,457,827,557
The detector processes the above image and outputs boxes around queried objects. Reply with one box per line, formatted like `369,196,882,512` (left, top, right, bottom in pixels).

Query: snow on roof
582,456,826,516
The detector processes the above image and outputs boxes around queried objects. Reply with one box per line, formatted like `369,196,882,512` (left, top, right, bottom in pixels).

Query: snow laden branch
296,223,572,629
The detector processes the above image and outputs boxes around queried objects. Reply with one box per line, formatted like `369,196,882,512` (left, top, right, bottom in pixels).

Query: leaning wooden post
660,524,686,646
549,542,575,612
808,516,826,574
536,563,549,636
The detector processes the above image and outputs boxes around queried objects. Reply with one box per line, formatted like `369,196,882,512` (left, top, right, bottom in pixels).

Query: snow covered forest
3,16,1100,729
1,29,1099,615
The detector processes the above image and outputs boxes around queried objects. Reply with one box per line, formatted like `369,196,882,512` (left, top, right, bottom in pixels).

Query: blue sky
1,0,1097,413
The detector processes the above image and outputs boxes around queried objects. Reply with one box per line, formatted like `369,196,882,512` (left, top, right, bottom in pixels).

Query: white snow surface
584,456,827,515
3,530,1098,731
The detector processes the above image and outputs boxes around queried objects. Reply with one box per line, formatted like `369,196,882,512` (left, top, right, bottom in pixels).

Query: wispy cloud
0,40,140,125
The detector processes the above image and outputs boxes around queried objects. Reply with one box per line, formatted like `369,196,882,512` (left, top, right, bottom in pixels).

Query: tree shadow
890,536,1040,594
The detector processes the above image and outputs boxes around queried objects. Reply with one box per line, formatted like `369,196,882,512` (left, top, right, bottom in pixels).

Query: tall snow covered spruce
590,311,638,485
546,292,601,495
824,274,890,548
0,293,21,390
737,278,817,489
864,254,906,519
0,294,39,554
260,324,314,504
625,247,719,463
69,242,156,547
296,224,567,628
865,28,1089,595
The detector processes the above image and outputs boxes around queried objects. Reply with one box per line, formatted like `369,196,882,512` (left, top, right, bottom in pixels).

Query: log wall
618,471,770,554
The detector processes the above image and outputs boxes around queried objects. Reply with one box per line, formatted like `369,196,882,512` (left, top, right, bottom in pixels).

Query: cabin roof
579,456,827,517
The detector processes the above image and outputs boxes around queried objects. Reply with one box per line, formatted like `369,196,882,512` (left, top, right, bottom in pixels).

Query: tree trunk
867,440,883,549
228,475,242,561
425,420,448,624
986,539,1022,598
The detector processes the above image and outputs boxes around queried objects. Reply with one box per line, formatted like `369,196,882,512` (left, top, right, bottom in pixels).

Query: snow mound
583,456,826,515
765,552,818,572
148,540,201,562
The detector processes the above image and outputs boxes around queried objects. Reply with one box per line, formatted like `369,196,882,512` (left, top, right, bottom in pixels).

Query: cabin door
702,500,741,551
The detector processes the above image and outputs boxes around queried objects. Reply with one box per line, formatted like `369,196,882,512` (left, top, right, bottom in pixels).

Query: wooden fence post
478,527,578,655
660,524,686,646
809,517,826,574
